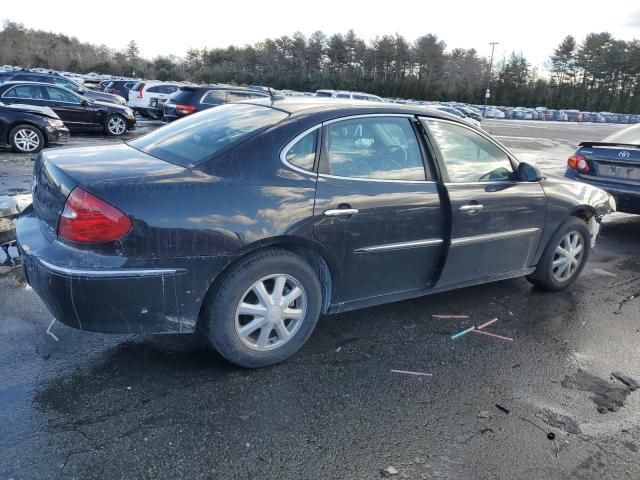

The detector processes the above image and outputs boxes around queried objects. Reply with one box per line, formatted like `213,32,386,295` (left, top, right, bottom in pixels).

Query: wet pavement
1,120,639,479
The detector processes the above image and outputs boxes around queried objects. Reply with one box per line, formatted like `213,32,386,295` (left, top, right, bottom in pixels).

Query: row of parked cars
0,70,139,153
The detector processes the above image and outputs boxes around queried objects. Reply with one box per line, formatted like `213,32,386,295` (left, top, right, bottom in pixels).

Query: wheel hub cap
235,274,307,351
15,129,40,152
552,231,584,282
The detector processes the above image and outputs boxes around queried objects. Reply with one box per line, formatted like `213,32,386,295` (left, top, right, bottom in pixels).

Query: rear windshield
128,103,288,167
603,124,640,145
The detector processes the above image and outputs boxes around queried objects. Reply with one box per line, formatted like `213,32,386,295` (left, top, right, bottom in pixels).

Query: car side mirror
517,162,543,182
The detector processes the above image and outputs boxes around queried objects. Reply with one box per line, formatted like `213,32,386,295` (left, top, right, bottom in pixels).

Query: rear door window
3,84,47,99
44,86,82,104
201,90,227,104
128,103,288,167
323,117,427,181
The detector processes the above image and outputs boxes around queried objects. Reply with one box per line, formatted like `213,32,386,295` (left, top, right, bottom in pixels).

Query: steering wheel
381,144,408,168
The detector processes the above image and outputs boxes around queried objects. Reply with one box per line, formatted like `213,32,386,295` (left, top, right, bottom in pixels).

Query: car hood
0,102,59,119
540,174,615,219
84,90,125,104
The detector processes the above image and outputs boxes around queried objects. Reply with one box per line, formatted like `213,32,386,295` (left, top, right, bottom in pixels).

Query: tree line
1,20,639,113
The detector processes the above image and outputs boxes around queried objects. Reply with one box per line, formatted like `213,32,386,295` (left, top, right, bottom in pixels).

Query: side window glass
285,130,317,171
325,117,426,181
4,85,46,99
201,90,226,104
45,86,81,104
226,92,250,102
424,120,514,182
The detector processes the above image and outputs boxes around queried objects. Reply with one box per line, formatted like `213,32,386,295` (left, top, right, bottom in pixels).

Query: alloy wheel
235,274,307,351
107,116,126,135
551,231,584,282
14,129,40,152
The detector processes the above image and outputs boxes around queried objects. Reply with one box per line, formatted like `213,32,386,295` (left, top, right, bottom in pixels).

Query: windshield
603,124,640,145
128,103,288,167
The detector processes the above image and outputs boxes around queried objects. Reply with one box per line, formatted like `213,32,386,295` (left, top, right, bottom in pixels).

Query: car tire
203,249,322,368
526,217,591,291
9,124,44,153
104,114,127,136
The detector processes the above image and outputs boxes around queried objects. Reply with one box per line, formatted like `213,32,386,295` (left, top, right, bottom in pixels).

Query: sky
3,0,640,71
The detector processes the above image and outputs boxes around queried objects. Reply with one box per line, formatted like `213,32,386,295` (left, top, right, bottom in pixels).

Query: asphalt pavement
1,119,639,480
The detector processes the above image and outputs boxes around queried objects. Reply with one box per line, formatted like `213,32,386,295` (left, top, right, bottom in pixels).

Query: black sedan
162,85,269,122
565,124,639,214
0,71,127,105
0,82,136,136
17,98,614,368
0,101,69,153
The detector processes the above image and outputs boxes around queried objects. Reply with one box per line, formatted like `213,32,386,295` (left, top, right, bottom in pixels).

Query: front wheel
9,124,44,153
105,114,127,136
203,249,322,368
526,217,591,291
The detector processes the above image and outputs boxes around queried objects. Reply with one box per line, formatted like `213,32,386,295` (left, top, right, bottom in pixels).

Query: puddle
562,369,639,413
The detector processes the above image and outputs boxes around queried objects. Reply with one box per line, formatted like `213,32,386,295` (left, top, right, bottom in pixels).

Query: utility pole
483,42,499,118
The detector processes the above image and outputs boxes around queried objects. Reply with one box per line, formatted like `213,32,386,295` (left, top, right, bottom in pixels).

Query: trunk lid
32,144,185,233
579,144,640,184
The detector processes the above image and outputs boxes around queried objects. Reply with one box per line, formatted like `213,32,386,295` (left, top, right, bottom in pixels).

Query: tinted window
604,124,640,144
129,103,288,167
52,77,79,91
226,91,252,102
45,86,81,104
201,90,227,104
169,89,197,103
3,85,46,99
424,120,513,182
315,91,333,97
336,93,350,99
352,95,368,100
325,117,425,181
145,85,163,93
285,130,317,171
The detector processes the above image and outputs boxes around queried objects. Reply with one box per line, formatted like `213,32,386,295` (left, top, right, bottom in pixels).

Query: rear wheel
105,114,127,136
9,124,44,153
203,249,322,368
527,217,590,291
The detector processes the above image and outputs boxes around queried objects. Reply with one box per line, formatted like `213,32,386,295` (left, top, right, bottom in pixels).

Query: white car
127,81,181,118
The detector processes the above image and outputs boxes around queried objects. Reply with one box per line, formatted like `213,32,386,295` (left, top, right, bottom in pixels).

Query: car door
313,114,445,303
42,86,96,129
421,117,546,287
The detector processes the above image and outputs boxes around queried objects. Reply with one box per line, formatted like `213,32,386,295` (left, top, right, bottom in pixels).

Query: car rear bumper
16,207,226,334
565,169,640,214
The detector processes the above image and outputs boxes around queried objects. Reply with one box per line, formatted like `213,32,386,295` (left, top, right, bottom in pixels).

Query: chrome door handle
460,204,484,214
323,208,359,217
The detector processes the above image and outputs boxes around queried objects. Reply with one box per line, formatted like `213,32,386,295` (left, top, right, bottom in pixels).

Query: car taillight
567,154,590,173
175,104,196,115
58,187,131,243
137,82,145,98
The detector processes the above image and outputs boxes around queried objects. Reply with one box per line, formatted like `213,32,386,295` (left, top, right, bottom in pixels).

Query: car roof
246,97,468,123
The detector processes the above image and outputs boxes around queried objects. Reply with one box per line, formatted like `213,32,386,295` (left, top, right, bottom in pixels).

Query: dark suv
0,71,126,106
162,85,269,122
104,80,137,100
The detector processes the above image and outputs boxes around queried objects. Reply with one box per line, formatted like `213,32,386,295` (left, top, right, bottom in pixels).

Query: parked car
0,101,69,153
162,85,269,122
16,98,614,368
563,110,583,122
0,71,126,105
128,81,181,118
481,107,505,119
454,105,483,122
430,105,481,128
565,124,639,214
0,82,136,136
105,80,136,100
